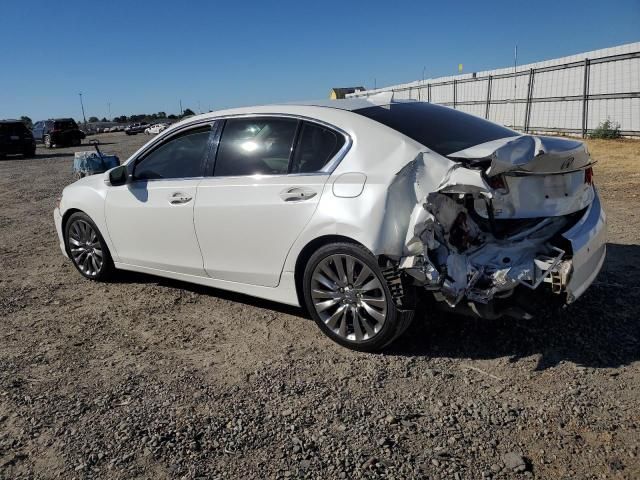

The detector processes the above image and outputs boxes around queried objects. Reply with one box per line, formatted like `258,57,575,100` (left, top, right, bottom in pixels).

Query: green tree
88,116,99,123
182,108,195,117
20,116,32,128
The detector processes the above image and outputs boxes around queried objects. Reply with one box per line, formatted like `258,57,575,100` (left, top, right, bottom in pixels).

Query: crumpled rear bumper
561,189,607,303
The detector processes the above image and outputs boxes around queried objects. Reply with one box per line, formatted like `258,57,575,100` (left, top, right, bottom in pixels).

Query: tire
72,137,81,147
23,147,36,158
302,242,414,352
64,212,114,281
44,135,53,148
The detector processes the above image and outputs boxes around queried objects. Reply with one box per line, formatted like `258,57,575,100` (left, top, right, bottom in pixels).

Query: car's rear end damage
377,134,606,319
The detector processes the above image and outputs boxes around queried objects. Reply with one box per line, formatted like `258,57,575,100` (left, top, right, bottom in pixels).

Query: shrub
589,119,621,139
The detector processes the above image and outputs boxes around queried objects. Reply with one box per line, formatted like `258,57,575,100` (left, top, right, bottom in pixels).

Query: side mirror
108,165,129,186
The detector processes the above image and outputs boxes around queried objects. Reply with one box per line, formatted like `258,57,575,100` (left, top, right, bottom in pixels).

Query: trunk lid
448,135,595,219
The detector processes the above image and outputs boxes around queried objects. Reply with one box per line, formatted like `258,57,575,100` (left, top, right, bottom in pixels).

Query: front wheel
303,242,414,352
44,135,53,148
64,212,114,280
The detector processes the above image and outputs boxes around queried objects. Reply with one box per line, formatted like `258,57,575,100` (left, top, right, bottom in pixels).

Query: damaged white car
54,97,606,351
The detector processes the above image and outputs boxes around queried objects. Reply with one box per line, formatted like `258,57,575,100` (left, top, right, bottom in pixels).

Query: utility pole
78,92,87,125
107,102,111,120
179,99,183,116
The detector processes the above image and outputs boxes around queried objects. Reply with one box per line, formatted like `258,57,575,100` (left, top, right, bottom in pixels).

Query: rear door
194,117,347,287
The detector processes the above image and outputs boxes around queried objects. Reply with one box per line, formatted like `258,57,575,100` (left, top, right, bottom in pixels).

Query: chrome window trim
128,120,217,182
125,118,219,167
125,113,353,181
207,113,352,178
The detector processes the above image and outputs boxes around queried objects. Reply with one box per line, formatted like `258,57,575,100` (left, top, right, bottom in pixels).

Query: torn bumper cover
401,190,605,310
378,134,606,317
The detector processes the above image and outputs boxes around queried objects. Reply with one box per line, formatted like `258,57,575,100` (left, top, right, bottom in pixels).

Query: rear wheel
71,137,81,147
303,242,414,352
44,135,53,148
64,212,114,281
23,146,36,158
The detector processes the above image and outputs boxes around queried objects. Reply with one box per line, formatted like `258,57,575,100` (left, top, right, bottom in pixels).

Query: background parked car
32,118,85,148
144,123,169,135
124,122,149,135
0,120,36,158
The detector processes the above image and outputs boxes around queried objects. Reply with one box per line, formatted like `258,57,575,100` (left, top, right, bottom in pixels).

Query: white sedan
54,96,606,351
144,123,169,135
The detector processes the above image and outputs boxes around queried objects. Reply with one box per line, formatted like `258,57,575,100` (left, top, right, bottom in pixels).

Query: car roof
169,93,409,128
0,119,24,124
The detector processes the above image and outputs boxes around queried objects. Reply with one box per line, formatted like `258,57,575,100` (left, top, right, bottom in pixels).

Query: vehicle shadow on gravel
390,242,640,371
0,152,70,161
115,270,309,318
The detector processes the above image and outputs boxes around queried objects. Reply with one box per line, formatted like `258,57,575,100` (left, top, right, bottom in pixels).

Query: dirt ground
0,133,638,480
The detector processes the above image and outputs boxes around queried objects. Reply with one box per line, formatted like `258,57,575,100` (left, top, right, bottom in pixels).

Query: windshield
354,102,518,156
54,120,78,130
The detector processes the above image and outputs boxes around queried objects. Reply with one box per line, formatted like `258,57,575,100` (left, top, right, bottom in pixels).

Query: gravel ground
0,133,639,479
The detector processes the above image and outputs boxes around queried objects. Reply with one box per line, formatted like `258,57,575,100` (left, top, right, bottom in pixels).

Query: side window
290,122,346,173
134,125,211,180
214,117,298,176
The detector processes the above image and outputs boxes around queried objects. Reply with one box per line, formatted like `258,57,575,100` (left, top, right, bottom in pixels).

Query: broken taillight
487,175,506,191
584,166,594,185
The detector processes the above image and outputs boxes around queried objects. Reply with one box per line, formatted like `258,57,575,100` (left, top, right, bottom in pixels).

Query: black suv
124,122,149,135
0,120,36,158
32,118,85,148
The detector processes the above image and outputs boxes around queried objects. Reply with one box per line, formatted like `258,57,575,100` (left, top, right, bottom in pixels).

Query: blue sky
1,0,638,121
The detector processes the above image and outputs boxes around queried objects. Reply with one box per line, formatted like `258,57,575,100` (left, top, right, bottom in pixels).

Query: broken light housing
584,166,594,185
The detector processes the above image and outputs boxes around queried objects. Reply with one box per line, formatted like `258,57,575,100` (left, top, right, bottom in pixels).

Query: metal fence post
427,83,431,103
453,80,457,109
485,75,492,119
524,68,535,133
581,58,591,138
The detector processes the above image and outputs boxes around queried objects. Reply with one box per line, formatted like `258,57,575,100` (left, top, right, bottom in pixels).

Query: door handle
279,187,317,202
169,192,193,205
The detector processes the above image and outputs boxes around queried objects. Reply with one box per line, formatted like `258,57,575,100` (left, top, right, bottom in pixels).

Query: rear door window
214,117,298,176
134,125,211,180
354,102,518,156
289,122,345,173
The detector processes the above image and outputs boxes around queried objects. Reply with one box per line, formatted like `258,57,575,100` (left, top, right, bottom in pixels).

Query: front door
105,124,213,276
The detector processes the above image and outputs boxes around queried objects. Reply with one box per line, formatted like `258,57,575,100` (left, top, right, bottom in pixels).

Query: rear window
0,123,29,135
354,102,518,156
54,120,78,130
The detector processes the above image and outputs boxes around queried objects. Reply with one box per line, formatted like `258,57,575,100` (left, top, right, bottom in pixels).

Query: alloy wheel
310,254,387,343
68,219,104,277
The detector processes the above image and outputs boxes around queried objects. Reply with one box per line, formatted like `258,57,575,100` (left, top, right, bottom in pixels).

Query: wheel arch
293,234,367,308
